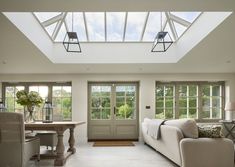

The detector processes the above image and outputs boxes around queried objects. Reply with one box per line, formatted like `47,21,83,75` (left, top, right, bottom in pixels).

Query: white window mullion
187,85,189,118
210,85,213,119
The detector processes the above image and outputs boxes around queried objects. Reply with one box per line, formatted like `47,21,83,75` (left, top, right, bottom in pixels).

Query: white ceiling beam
104,12,107,41
52,12,67,40
140,12,149,41
41,13,63,27
169,13,191,27
83,12,89,42
165,12,177,40
123,12,128,42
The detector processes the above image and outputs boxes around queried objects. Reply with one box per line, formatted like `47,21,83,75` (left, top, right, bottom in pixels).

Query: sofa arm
180,138,234,167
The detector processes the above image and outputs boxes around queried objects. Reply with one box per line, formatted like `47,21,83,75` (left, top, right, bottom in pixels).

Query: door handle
114,107,116,115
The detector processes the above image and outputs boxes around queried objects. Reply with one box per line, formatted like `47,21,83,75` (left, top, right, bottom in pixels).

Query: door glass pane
90,86,111,120
115,85,136,120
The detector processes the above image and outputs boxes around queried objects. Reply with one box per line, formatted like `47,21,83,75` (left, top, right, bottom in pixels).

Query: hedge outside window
155,81,224,121
2,82,72,121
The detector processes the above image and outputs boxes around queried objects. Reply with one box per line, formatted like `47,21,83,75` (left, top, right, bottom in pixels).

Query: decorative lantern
42,101,53,123
0,101,6,112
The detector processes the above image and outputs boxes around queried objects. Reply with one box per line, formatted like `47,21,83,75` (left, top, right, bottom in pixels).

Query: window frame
155,81,225,122
2,82,72,121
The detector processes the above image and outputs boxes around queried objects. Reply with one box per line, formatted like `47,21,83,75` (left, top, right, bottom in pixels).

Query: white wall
1,73,235,144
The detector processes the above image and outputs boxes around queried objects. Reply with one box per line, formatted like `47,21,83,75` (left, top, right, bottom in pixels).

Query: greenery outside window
2,82,72,121
155,81,224,121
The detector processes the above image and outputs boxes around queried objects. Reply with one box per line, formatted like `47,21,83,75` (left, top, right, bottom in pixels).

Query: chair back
0,112,25,167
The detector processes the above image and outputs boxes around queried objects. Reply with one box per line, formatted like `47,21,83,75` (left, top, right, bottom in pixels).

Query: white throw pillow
164,119,198,138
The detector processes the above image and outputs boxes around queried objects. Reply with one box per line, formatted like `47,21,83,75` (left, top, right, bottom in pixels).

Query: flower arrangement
16,90,43,122
16,90,43,107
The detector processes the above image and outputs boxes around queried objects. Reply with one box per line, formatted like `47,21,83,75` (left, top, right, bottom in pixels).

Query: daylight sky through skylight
33,12,201,43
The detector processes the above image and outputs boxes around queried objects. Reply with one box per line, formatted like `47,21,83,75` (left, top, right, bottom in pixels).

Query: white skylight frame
33,12,202,43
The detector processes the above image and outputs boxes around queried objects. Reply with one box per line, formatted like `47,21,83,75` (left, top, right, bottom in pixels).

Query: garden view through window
155,82,224,120
2,82,72,121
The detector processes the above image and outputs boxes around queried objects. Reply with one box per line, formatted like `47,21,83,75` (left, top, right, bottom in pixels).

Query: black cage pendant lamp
63,12,82,53
151,12,173,52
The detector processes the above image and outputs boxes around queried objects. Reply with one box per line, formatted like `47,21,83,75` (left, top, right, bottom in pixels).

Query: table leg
67,127,76,153
54,130,65,166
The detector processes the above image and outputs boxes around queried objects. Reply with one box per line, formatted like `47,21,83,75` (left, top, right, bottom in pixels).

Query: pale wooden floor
27,142,178,167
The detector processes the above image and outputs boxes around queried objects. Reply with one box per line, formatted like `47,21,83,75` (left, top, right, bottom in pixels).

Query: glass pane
62,98,72,120
102,97,110,108
189,98,197,107
201,108,210,119
189,108,197,118
62,86,71,97
45,22,57,36
91,86,111,96
102,109,111,119
125,12,147,41
212,97,220,108
156,85,164,96
107,12,125,41
173,21,187,37
202,85,210,96
116,97,125,107
189,85,197,96
66,12,87,41
55,22,66,42
86,12,105,41
212,85,220,96
6,87,14,97
53,86,62,97
165,108,173,119
165,85,174,96
164,23,174,41
170,12,201,23
126,96,135,108
91,109,101,119
116,104,134,119
156,97,164,108
143,12,161,41
179,97,187,108
34,12,61,23
52,97,62,115
156,108,164,119
179,108,187,118
5,97,14,112
202,97,210,108
212,108,220,119
165,97,173,108
179,85,187,97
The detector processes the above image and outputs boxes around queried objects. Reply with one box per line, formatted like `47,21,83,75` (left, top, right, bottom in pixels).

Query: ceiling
0,0,235,74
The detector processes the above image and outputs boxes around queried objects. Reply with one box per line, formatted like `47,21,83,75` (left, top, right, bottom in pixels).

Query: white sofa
142,118,234,167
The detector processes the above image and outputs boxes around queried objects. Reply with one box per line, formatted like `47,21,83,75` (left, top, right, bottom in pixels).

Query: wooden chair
0,112,40,167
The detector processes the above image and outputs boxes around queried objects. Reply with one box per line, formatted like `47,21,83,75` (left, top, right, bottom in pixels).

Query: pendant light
151,12,173,52
63,12,82,53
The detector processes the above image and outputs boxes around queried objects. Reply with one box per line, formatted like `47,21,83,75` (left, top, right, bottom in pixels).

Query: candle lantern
42,101,53,123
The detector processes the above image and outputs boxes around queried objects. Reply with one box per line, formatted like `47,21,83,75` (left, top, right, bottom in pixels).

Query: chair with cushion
0,112,40,167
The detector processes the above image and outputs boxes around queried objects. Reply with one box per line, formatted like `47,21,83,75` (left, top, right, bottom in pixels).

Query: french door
88,82,139,140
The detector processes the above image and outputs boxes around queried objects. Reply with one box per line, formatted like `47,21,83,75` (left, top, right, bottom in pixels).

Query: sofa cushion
198,125,223,138
164,119,198,138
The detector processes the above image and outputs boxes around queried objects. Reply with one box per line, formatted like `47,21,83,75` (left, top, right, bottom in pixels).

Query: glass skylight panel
164,23,175,41
106,12,126,42
143,12,161,41
86,12,105,41
173,21,187,38
55,22,66,42
34,12,61,23
45,22,57,36
125,12,148,41
66,12,87,41
170,12,201,23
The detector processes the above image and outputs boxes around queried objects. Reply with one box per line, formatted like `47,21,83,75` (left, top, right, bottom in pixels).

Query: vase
24,105,35,123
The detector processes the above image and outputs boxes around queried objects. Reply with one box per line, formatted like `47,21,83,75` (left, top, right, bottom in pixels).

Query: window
2,82,72,121
155,82,224,121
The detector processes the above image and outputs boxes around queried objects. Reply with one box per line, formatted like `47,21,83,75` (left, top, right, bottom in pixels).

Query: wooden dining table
25,121,85,166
